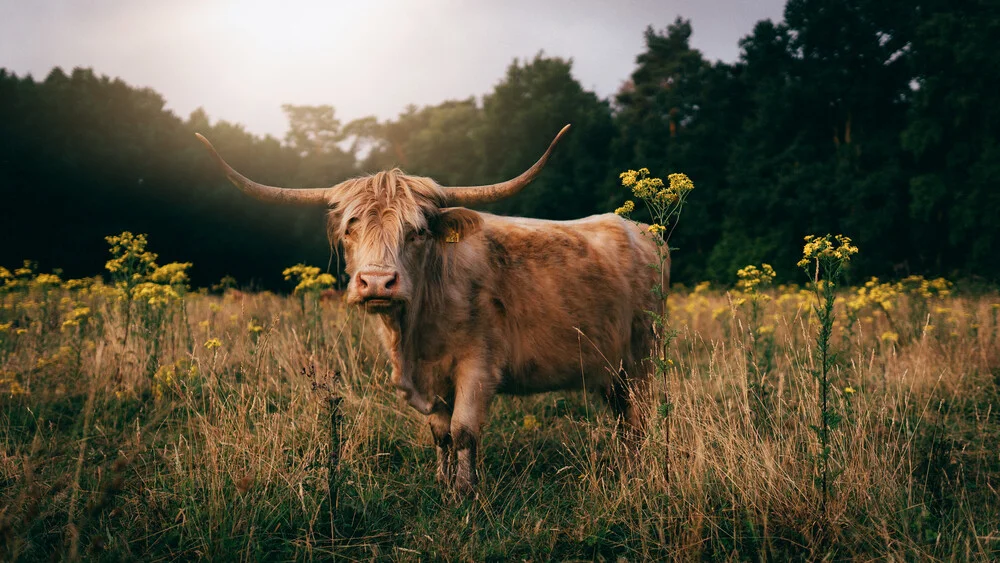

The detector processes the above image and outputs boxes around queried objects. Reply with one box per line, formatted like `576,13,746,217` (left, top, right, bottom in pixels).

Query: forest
2,0,998,289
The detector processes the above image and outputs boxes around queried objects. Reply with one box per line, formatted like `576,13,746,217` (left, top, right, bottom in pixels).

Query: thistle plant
615,168,694,478
797,234,858,516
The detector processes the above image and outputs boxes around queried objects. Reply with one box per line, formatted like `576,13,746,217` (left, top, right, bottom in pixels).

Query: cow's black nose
357,271,398,297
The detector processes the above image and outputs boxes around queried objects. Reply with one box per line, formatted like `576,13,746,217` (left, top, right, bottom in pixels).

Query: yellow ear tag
445,229,461,243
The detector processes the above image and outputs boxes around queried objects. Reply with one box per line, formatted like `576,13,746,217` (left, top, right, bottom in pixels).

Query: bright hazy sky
1,0,785,139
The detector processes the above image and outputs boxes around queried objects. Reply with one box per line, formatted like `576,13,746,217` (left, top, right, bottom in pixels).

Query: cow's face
331,172,482,314
193,126,568,312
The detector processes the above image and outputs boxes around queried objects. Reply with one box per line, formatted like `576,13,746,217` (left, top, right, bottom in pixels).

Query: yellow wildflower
198,320,210,328
667,173,694,194
149,262,193,286
880,331,899,343
155,363,175,386
647,224,666,235
204,338,222,350
131,282,180,306
247,320,264,334
105,232,159,281
797,234,858,269
9,380,27,396
0,321,11,332
614,200,635,216
844,386,856,394
522,414,541,431
619,168,646,188
61,306,91,330
32,273,62,288
736,263,776,294
283,264,336,294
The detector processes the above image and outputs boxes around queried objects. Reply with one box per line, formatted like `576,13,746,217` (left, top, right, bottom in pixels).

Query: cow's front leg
450,362,496,496
428,408,453,485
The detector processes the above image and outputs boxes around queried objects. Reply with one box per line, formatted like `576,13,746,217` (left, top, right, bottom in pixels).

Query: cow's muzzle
355,269,404,311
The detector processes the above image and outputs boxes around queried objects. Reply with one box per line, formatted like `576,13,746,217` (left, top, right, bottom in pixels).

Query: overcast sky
1,0,785,139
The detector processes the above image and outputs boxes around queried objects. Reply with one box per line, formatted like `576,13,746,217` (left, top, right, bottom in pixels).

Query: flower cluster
617,169,695,218
103,232,191,305
0,370,28,397
31,273,62,288
2,261,35,292
61,306,91,330
614,200,635,216
522,414,541,431
131,282,181,307
847,277,899,314
615,168,694,250
282,264,336,295
150,262,193,286
153,359,199,400
797,234,859,269
899,275,951,299
105,232,158,279
736,264,776,294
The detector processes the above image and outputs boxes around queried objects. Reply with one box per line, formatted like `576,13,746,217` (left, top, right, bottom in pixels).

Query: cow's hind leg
428,409,454,486
604,367,646,448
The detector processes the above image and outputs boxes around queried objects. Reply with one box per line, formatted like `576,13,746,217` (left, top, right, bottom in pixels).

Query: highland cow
196,125,661,494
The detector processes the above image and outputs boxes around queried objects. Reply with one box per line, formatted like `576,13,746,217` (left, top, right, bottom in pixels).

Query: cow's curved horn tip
194,132,210,145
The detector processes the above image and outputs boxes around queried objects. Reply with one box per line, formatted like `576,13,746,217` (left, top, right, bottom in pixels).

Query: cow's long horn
195,133,332,206
442,124,571,206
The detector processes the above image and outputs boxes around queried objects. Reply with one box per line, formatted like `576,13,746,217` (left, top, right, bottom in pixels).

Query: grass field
2,254,999,560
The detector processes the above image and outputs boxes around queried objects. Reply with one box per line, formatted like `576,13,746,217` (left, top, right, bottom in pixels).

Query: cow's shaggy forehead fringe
330,169,446,237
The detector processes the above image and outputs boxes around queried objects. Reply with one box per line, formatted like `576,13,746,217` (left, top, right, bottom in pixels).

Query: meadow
1,234,999,561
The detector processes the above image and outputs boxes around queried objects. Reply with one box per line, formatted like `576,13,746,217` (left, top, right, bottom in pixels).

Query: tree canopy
2,0,997,288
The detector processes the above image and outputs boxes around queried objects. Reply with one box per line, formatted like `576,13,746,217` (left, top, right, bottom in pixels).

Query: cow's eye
344,218,359,237
407,228,428,243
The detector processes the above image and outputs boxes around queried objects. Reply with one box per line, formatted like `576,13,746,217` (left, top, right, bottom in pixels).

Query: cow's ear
431,207,483,244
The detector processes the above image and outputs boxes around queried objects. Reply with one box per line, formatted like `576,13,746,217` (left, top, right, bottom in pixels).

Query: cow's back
475,213,659,393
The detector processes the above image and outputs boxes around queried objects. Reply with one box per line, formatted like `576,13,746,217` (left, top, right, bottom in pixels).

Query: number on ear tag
445,229,461,243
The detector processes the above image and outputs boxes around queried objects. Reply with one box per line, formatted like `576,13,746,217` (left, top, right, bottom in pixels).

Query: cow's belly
496,338,622,396
497,367,587,395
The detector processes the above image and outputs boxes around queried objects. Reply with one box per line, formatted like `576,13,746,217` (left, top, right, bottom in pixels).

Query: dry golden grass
1,278,999,560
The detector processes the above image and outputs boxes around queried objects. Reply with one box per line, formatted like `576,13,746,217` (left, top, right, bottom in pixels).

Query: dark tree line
2,0,997,288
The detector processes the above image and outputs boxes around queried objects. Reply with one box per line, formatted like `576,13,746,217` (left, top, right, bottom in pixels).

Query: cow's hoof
452,474,476,497
436,467,453,486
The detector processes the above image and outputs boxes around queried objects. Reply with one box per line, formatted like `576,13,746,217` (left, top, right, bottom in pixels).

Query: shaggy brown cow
196,126,661,494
